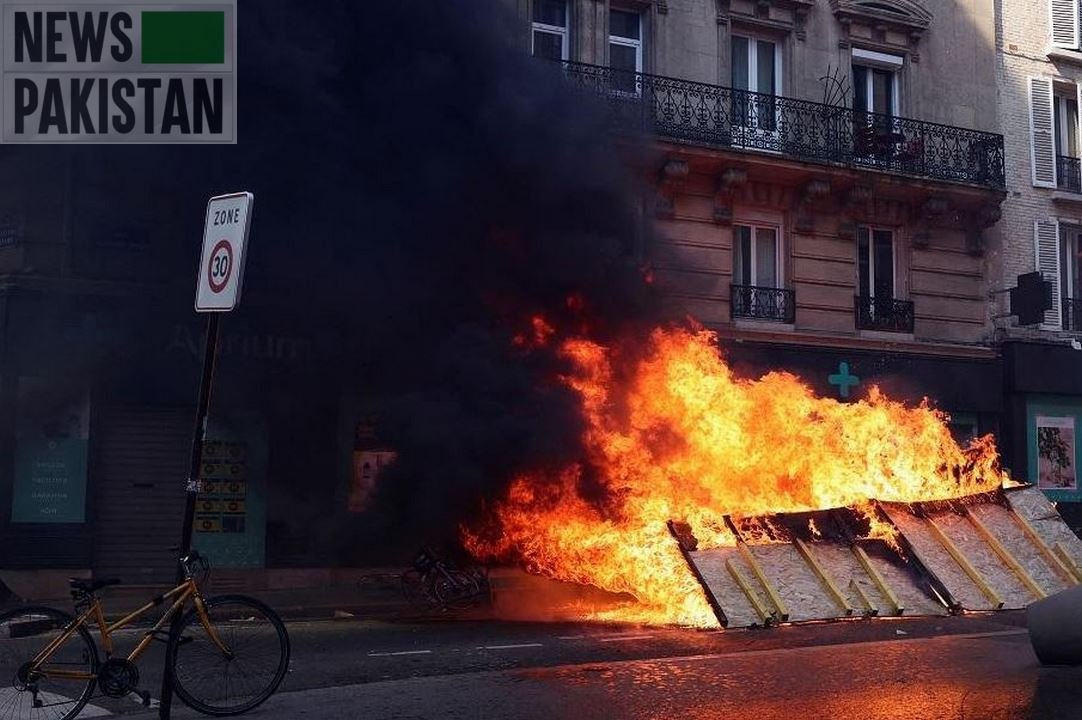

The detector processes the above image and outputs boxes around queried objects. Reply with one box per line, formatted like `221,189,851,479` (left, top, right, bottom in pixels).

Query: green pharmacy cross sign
828,361,860,399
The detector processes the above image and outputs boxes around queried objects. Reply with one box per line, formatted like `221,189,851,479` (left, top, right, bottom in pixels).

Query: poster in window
11,378,90,523
349,451,396,512
1036,415,1077,490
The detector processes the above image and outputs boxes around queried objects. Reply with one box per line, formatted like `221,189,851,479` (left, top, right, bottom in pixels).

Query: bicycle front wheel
167,595,289,717
0,606,99,720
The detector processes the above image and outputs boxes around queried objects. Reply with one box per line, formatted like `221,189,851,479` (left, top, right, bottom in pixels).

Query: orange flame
465,326,1008,627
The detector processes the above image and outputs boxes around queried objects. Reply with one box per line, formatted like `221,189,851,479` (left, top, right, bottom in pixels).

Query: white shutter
1051,0,1080,49
1035,219,1062,330
1030,78,1057,188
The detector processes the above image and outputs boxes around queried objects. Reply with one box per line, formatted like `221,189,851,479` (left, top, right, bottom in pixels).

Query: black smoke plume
2,0,672,564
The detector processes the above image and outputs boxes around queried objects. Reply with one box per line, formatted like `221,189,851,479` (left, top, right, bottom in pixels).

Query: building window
852,48,902,118
733,224,780,288
609,8,642,93
1051,0,1081,50
851,49,903,161
731,224,794,323
1061,225,1082,330
532,0,569,61
1055,89,1082,193
857,226,894,299
731,36,780,132
855,226,913,333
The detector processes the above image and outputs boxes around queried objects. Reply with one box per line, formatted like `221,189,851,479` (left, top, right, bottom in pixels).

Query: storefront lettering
167,324,313,363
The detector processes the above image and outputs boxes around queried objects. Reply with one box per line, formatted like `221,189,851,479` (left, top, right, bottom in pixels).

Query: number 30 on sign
195,192,254,312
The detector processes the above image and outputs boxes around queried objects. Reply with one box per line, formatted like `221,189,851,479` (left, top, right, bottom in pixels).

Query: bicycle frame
27,577,231,682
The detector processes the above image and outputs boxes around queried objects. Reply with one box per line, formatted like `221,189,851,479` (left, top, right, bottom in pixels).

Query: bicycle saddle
68,578,121,593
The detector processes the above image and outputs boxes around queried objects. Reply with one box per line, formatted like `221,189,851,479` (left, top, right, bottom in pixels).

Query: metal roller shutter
93,406,191,584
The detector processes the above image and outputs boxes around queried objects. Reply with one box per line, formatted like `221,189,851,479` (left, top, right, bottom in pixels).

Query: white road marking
367,649,433,657
557,635,588,640
599,634,655,643
476,643,544,650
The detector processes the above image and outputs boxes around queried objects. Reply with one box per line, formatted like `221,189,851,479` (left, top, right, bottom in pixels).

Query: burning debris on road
463,326,1082,627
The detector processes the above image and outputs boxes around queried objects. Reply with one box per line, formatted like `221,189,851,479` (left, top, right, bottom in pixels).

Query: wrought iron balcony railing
562,62,1006,190
1063,297,1082,331
730,284,795,323
1057,155,1082,194
854,295,915,333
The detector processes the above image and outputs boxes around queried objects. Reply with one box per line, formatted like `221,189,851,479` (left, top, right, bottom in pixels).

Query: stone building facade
988,0,1082,510
507,0,1007,445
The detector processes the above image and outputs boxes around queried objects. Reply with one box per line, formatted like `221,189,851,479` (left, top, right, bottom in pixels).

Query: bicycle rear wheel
0,606,98,720
167,595,289,717
433,570,483,610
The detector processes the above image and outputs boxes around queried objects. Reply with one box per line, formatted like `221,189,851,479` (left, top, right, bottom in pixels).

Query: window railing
854,295,915,333
562,61,1006,190
1057,155,1082,194
1063,297,1082,331
730,284,796,323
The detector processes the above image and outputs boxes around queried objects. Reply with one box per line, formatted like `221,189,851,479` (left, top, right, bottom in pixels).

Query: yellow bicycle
0,550,289,719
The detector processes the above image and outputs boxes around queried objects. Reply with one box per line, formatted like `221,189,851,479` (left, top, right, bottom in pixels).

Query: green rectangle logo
141,11,225,64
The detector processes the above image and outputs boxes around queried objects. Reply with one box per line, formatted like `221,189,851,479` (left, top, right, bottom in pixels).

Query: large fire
464,325,1009,627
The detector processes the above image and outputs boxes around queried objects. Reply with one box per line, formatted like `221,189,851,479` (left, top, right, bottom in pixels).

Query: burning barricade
464,326,1082,628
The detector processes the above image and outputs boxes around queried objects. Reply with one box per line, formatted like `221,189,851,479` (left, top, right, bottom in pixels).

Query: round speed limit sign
196,192,254,312
207,240,233,293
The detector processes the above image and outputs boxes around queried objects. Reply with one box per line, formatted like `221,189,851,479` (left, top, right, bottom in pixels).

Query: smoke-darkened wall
0,1,669,565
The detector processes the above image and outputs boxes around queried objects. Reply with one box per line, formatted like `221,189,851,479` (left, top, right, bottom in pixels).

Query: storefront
0,285,362,595
719,338,1003,445
1002,340,1082,532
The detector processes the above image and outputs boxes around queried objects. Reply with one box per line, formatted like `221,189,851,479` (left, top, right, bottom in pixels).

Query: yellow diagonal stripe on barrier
852,545,904,615
926,517,1004,609
1012,512,1080,586
737,543,789,622
848,578,879,617
794,538,854,616
726,557,774,625
1052,543,1082,584
965,509,1046,599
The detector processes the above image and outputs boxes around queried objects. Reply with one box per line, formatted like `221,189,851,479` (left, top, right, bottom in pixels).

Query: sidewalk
0,567,561,623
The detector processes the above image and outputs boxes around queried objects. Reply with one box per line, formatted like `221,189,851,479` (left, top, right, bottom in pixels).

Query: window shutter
1051,0,1079,49
1030,78,1057,188
1035,219,1062,330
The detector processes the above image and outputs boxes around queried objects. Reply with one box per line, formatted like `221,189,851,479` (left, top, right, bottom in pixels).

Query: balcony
1063,298,1082,331
854,295,914,333
1057,155,1082,194
563,62,1006,190
731,284,795,323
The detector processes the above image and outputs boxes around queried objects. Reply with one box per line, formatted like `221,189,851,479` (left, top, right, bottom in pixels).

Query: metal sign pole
159,312,222,719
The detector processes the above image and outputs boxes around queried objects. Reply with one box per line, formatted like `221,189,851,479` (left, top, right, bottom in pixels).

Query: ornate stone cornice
829,0,932,34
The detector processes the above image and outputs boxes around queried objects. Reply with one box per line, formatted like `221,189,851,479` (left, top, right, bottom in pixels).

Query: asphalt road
61,610,1081,719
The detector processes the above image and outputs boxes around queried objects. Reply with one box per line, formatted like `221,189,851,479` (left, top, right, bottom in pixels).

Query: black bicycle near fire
400,547,490,612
